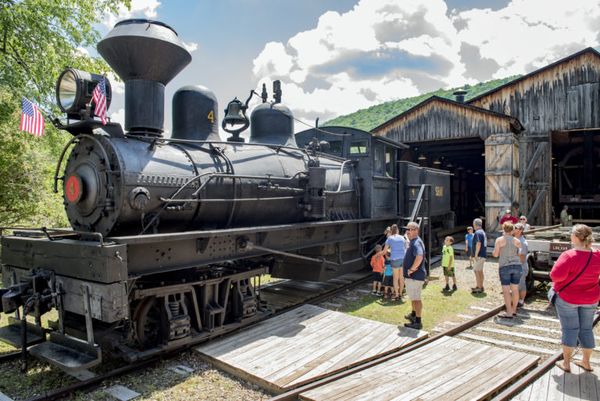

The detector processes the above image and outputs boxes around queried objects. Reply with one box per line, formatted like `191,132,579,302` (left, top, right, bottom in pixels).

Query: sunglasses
407,228,418,231
519,218,526,221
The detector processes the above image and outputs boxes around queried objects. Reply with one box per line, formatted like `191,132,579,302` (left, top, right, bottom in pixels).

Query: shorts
382,275,393,287
405,278,424,301
518,263,529,292
372,272,383,282
467,248,475,257
473,257,486,272
391,258,404,269
499,264,522,286
443,265,455,277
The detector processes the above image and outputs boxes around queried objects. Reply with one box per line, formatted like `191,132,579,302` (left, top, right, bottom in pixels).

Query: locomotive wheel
134,296,169,350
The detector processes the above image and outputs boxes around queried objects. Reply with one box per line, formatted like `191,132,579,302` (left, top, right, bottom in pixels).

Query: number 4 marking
207,110,214,123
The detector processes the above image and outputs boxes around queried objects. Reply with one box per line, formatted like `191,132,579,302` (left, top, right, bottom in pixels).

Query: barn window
350,140,369,155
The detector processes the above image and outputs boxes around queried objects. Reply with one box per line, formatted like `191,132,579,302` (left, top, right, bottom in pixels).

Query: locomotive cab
296,127,408,219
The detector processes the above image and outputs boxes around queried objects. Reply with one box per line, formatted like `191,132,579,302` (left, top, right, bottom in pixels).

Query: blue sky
100,0,600,135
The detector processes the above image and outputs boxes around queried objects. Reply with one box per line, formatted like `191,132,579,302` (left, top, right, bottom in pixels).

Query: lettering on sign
549,242,571,253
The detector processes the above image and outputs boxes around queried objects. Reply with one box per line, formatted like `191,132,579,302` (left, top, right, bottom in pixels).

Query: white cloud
251,0,600,124
109,108,125,126
103,0,161,28
182,41,199,53
106,72,124,95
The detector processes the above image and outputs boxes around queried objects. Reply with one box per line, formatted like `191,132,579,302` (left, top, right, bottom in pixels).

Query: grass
340,275,480,331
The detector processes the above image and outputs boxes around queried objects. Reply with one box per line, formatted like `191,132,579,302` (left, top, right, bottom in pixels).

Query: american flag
91,77,107,125
20,97,45,137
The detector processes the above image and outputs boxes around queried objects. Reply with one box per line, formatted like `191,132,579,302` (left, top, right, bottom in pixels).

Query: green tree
0,0,129,226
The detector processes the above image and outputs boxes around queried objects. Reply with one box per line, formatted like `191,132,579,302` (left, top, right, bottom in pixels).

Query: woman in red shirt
551,224,600,373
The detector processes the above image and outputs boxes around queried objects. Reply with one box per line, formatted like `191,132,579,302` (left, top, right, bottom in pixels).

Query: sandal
555,361,571,373
574,361,594,372
498,313,513,319
390,296,398,301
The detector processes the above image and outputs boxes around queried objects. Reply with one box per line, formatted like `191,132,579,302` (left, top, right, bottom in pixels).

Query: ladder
402,184,432,278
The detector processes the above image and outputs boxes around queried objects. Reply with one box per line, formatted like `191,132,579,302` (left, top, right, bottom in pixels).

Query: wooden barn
373,47,600,230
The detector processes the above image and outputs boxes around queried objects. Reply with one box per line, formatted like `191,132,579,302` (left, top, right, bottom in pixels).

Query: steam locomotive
0,19,451,371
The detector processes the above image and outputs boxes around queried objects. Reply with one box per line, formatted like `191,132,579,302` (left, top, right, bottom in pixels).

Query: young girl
370,244,385,295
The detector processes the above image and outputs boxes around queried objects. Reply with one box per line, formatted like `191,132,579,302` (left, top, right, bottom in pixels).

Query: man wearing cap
403,221,427,330
500,209,518,225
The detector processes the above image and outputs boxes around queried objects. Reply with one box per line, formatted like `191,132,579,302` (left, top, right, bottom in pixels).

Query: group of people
369,222,427,330
368,214,600,375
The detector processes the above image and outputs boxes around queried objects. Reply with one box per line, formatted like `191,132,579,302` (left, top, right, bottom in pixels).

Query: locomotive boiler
0,19,451,372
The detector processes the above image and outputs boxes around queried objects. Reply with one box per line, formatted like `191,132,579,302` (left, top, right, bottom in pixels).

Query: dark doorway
552,130,600,223
402,138,485,226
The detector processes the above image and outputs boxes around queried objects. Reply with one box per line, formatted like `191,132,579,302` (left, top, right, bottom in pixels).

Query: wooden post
484,133,520,232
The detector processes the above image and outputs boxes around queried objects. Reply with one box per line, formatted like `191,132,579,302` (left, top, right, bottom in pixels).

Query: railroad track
0,272,372,401
268,297,599,401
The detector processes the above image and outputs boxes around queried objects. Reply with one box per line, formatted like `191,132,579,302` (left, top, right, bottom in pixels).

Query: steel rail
0,351,21,363
491,312,600,401
268,304,505,401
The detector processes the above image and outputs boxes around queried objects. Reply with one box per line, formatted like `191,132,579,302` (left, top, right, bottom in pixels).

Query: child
381,255,394,299
370,245,384,295
442,236,457,292
465,226,474,269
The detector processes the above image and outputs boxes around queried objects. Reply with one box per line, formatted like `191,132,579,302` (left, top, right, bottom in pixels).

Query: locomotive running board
0,316,45,348
28,332,101,371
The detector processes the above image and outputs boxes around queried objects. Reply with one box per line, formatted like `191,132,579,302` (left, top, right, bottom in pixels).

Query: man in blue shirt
403,221,427,330
471,218,487,293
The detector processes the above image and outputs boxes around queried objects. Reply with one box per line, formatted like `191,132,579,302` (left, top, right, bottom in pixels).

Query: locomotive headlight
56,68,112,118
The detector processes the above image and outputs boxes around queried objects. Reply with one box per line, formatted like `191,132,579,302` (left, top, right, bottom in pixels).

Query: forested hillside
0,0,128,227
324,76,520,131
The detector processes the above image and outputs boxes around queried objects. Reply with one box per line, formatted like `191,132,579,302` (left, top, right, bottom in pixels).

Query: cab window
385,146,395,177
349,140,368,155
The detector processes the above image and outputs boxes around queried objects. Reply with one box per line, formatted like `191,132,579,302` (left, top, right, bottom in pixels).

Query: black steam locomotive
0,19,451,371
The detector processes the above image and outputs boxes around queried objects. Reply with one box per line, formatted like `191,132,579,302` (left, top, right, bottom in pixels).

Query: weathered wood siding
485,133,520,232
373,100,514,142
470,51,600,225
470,52,600,134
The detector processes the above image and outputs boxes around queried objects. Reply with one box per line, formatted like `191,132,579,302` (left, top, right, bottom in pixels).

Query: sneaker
376,291,382,296
404,321,423,330
371,290,377,295
517,300,524,308
452,284,457,291
443,285,450,292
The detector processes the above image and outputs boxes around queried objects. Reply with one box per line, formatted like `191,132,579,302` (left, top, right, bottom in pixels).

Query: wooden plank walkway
194,304,426,393
513,363,600,401
299,336,539,401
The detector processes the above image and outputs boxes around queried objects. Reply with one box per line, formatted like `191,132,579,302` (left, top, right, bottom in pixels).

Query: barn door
484,133,519,232
519,138,550,226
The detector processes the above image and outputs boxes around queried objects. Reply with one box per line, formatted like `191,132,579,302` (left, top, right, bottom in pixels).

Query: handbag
548,250,594,305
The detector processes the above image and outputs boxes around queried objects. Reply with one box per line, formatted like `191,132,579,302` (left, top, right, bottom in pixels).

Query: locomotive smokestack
97,19,192,135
